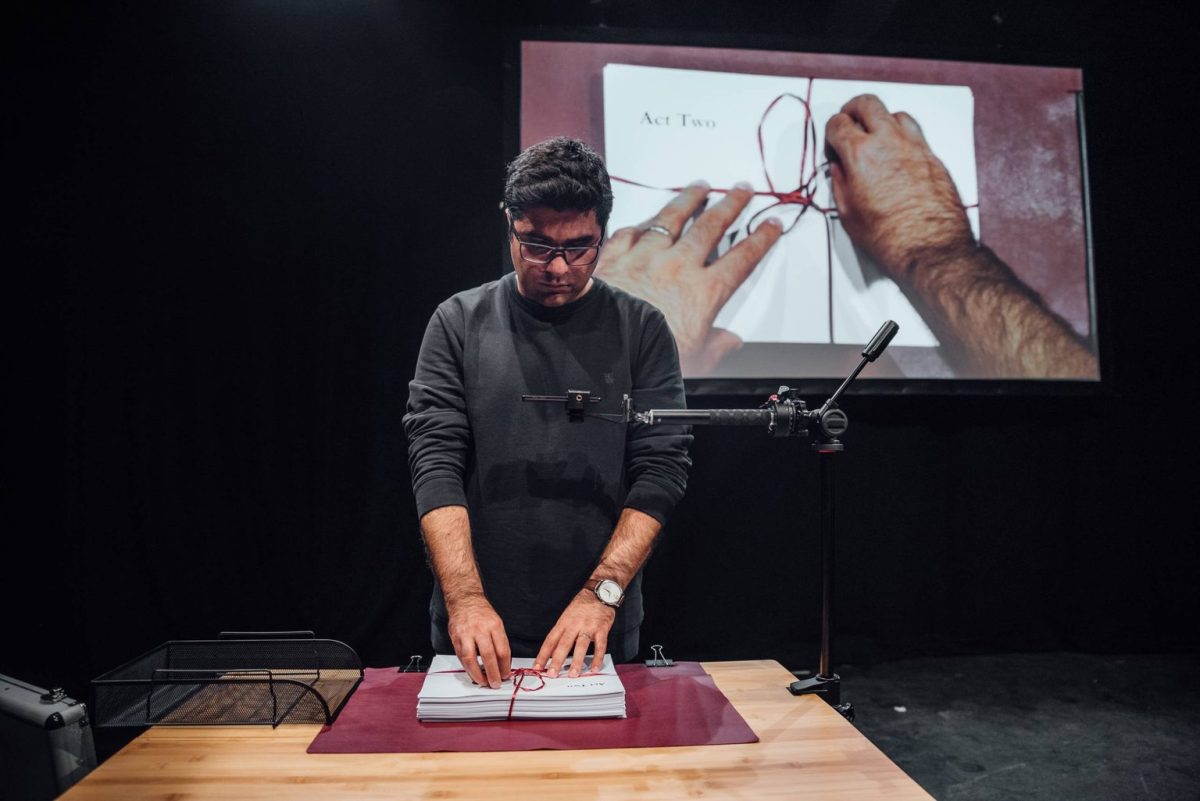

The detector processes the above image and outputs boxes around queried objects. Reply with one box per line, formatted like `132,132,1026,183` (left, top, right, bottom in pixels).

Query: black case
0,674,97,801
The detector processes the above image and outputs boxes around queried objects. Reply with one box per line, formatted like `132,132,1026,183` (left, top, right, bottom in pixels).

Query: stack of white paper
416,655,626,721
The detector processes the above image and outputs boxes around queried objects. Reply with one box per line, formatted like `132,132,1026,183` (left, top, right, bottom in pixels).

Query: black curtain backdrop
12,0,1198,707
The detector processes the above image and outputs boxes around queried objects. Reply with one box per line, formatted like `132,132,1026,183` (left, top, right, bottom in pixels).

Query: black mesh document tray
91,633,362,727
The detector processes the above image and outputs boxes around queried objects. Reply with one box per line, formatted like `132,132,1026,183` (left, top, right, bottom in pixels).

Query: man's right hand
824,93,975,279
420,505,512,688
446,594,512,689
824,93,1097,378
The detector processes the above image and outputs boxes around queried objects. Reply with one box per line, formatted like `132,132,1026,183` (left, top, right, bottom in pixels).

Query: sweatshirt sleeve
403,304,472,518
622,309,693,525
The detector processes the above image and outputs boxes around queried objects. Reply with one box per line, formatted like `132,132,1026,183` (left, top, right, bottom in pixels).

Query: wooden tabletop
63,659,933,800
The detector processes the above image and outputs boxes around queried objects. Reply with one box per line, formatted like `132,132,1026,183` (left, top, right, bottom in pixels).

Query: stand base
787,674,855,721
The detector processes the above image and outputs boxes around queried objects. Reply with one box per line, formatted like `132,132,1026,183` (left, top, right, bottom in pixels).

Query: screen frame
502,25,1109,399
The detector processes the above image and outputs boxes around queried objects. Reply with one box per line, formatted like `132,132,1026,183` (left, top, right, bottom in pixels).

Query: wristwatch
591,578,625,608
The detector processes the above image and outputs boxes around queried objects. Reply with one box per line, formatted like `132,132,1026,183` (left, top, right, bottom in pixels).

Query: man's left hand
594,182,782,376
534,590,616,678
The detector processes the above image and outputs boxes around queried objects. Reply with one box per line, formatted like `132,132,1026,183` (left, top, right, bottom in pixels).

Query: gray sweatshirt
404,272,692,660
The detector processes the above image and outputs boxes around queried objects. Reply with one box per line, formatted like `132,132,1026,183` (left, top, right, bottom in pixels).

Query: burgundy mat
307,662,758,753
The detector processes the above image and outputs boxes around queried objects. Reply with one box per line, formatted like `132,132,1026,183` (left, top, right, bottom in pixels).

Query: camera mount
523,320,900,719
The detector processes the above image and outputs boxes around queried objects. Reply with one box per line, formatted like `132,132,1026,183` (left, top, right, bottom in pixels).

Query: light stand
523,320,900,720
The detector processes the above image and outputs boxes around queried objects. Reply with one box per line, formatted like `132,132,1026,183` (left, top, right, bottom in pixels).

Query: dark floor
831,652,1200,801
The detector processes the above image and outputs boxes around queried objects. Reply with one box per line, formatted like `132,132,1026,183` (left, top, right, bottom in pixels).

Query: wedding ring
644,224,675,240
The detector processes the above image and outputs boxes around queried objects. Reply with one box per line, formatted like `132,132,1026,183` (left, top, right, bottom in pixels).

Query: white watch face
596,580,623,604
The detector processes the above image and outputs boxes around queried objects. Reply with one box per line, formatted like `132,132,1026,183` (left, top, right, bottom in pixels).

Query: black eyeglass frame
508,224,604,267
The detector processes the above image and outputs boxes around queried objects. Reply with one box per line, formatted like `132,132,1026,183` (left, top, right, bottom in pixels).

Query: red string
505,667,546,719
610,79,981,230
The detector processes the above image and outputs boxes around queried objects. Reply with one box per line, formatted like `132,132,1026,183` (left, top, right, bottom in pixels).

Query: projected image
519,42,1098,383
605,63,978,350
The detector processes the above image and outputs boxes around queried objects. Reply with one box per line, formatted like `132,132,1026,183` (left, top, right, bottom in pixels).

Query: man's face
508,206,603,307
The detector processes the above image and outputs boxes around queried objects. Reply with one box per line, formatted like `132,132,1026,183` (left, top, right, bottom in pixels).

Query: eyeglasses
510,228,602,266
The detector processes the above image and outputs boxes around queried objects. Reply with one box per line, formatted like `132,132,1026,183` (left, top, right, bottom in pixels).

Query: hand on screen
824,94,1097,378
824,93,975,278
595,182,783,376
446,595,512,688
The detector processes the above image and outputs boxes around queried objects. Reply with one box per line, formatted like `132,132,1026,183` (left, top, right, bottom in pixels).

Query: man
403,137,695,688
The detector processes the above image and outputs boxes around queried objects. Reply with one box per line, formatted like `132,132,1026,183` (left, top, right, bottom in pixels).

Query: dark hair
503,137,613,230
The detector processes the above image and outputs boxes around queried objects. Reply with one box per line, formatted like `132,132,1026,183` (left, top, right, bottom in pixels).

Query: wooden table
63,660,933,800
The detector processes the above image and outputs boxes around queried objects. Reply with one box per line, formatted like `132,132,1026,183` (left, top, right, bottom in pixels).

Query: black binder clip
645,644,674,668
400,655,425,673
566,390,591,422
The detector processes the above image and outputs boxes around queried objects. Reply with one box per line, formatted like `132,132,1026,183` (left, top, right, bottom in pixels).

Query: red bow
504,667,546,719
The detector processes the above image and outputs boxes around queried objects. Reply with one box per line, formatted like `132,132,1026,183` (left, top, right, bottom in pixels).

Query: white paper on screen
603,63,981,347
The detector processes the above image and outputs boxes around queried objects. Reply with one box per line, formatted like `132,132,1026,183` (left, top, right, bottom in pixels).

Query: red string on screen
609,79,978,236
